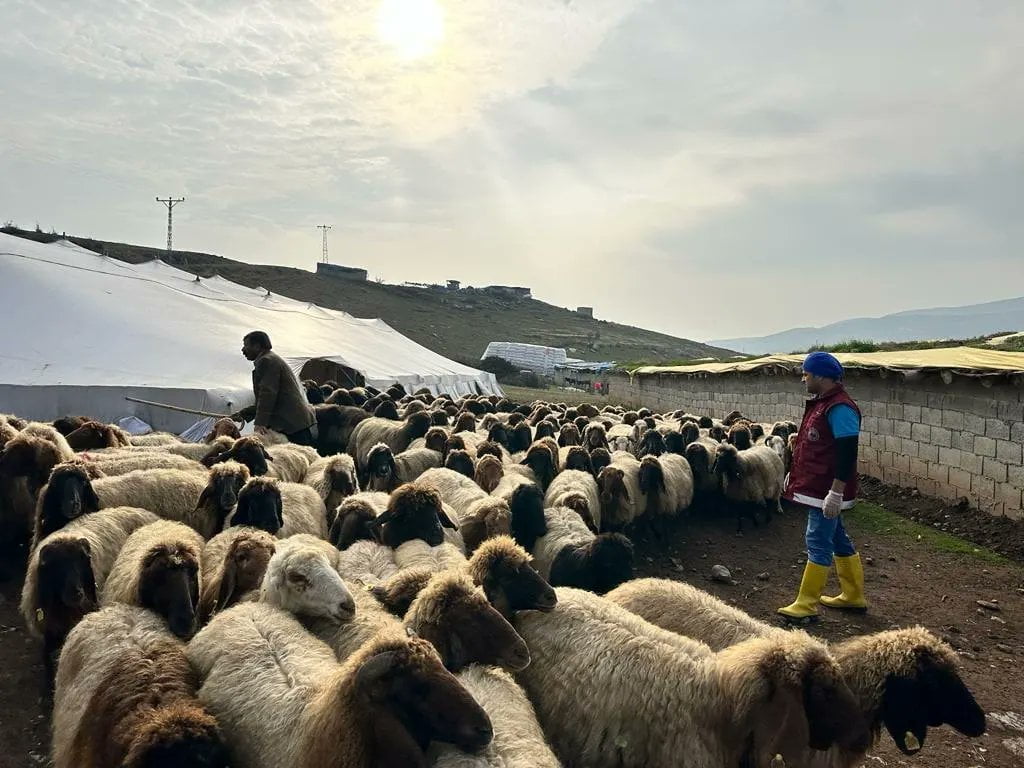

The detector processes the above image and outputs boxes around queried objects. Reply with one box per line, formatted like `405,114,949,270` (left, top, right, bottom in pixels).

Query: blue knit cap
803,351,844,380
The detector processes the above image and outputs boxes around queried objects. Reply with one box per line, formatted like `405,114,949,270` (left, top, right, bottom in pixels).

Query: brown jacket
241,351,315,434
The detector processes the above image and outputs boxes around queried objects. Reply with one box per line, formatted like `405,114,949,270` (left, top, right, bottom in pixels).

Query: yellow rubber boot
820,554,868,611
777,562,829,622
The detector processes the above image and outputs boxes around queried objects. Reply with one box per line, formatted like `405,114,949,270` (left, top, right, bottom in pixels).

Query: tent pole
124,396,235,420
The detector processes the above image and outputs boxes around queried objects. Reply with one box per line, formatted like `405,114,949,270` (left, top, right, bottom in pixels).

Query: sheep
198,525,277,623
259,534,356,624
516,439,558,492
589,447,611,475
557,423,580,447
514,587,868,768
582,422,609,451
335,538,399,587
312,403,372,455
1,433,76,501
529,506,633,594
533,420,557,440
201,434,274,475
100,519,204,639
604,578,986,766
714,443,784,532
21,421,76,460
371,482,460,549
204,417,242,443
637,452,694,535
131,430,185,446
364,442,443,492
596,451,645,532
473,454,504,493
85,466,211,534
347,411,433,477
443,449,474,479
303,453,360,519
328,491,390,549
428,664,561,768
83,451,202,476
418,467,513,553
188,613,492,768
408,426,453,453
507,422,534,453
64,421,131,451
52,415,90,436
453,412,477,433
228,476,329,539
684,437,722,501
395,538,468,574
265,442,318,482
52,604,228,768
634,428,666,458
20,506,159,681
544,468,602,532
558,445,594,475
727,422,753,450
490,472,547,553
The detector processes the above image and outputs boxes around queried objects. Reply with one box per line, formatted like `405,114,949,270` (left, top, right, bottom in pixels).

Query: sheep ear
202,449,228,468
356,650,399,698
921,658,986,736
215,556,240,615
262,446,274,461
275,496,285,529
194,485,212,514
83,482,100,512
438,507,459,530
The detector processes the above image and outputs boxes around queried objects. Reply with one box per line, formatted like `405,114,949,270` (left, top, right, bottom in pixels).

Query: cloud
1,0,1022,343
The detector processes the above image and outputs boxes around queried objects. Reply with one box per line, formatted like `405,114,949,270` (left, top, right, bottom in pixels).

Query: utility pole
155,196,185,256
317,224,332,264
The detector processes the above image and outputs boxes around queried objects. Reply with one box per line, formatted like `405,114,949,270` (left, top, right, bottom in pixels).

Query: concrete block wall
606,370,1024,520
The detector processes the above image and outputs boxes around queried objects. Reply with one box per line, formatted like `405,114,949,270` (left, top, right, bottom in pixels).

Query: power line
155,196,186,256
316,224,332,264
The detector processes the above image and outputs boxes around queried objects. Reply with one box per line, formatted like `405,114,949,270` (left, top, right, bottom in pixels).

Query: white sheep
266,443,317,483
714,443,785,532
637,452,694,533
595,451,645,531
347,412,434,474
329,490,390,549
259,534,355,624
92,467,210,531
335,538,398,587
187,607,492,768
83,451,202,476
544,469,602,532
52,604,226,768
514,586,864,768
394,538,468,574
21,422,75,461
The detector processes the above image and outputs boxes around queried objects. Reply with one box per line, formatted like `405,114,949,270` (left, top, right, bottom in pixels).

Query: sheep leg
760,499,772,525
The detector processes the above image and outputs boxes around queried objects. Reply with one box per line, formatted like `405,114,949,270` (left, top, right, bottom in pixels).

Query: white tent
482,341,568,376
0,234,500,432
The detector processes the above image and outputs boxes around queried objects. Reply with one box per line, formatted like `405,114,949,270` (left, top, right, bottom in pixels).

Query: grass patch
848,501,1008,564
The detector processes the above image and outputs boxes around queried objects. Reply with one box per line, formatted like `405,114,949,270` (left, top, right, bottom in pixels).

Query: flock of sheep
0,381,986,768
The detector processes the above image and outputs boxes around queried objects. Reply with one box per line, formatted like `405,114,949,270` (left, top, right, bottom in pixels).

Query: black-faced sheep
605,578,985,766
52,604,228,768
714,443,784,532
64,421,131,451
21,506,160,681
52,415,90,436
514,587,868,768
188,615,492,768
490,474,546,553
557,423,580,447
312,403,371,455
31,462,106,548
635,428,666,458
596,452,645,532
558,445,594,476
364,443,442,493
444,449,475,478
418,467,512,554
327,491,389,550
727,422,753,450
530,506,633,594
373,399,400,420
347,411,433,480
473,454,504,494
204,417,242,443
100,519,203,640
589,447,611,475
371,482,459,549
638,452,695,535
533,420,557,440
430,410,450,427
228,476,328,539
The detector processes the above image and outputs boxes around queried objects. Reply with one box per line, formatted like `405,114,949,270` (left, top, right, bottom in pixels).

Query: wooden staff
124,396,238,421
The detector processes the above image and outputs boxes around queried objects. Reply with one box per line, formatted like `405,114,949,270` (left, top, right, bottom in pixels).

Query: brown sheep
204,417,241,443
198,526,276,623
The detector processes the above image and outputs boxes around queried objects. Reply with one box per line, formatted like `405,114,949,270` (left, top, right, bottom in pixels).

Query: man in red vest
778,351,867,622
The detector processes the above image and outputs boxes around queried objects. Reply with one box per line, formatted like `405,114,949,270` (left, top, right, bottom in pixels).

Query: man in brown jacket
231,331,317,446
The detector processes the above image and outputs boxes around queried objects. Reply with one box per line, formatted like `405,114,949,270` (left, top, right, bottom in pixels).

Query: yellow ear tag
36,608,45,623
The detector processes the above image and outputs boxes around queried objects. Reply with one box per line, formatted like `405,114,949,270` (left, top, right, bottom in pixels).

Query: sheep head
466,535,556,619
473,455,504,494
636,429,666,459
231,477,283,535
36,462,101,541
329,497,380,550
521,444,555,492
204,418,241,443
201,529,275,622
563,446,593,475
138,542,200,640
366,443,398,486
444,449,475,479
261,537,354,623
588,447,611,475
507,483,547,556
558,423,581,447
374,482,456,548
35,536,98,640
728,423,753,451
406,571,530,673
196,461,250,528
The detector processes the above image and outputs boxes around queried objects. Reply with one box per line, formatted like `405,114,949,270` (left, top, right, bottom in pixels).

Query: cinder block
930,426,952,448
974,435,996,457
997,439,1023,465
950,430,973,451
877,418,894,437
987,419,1010,440
886,403,904,420
997,401,1024,422
997,484,1022,510
885,435,901,453
879,451,894,469
909,457,928,477
963,412,986,435
948,467,972,492
983,458,1008,483
916,477,938,496
903,404,922,422
919,444,939,463
894,453,911,472
894,420,912,439
941,409,965,430
961,451,983,475
938,447,962,468
971,474,995,499
923,407,943,427
911,423,931,442
900,438,919,458
935,483,962,502
883,467,901,486
928,463,949,483
1009,463,1024,489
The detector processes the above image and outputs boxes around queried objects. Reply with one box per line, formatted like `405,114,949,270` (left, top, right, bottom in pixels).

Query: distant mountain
710,296,1024,355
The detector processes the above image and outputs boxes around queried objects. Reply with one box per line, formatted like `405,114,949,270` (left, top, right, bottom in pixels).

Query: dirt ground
1,481,1022,768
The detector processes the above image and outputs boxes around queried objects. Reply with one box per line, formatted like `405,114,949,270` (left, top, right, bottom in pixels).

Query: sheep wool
394,539,468,574
101,520,204,608
544,469,602,532
92,468,210,533
335,539,398,587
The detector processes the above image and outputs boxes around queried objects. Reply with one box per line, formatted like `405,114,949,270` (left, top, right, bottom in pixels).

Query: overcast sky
2,0,1022,342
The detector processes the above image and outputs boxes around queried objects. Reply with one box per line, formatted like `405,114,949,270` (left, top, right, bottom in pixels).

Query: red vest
784,384,860,509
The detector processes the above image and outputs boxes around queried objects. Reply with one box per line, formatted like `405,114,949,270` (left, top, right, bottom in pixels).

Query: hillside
4,227,734,365
710,296,1024,355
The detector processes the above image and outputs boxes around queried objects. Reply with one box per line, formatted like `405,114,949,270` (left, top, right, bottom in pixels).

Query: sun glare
376,0,444,61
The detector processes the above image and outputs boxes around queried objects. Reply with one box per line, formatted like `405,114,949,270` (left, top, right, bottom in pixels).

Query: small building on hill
577,306,594,318
316,262,367,281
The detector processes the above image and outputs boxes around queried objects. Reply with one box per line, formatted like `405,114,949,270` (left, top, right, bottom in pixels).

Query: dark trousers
287,427,315,447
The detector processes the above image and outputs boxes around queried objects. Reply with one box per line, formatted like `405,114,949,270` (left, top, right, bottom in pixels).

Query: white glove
822,490,843,520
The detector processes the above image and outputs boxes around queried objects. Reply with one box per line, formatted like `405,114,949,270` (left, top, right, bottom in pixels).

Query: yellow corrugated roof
632,346,1024,377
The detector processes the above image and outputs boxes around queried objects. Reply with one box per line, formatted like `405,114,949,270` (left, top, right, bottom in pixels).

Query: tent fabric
0,234,500,432
632,347,1024,378
483,341,568,376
